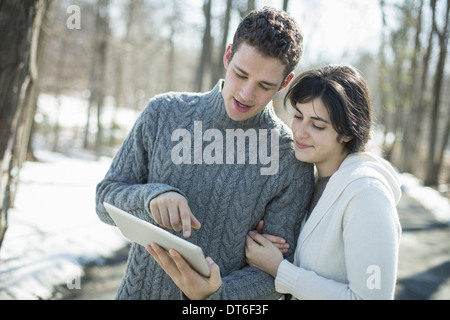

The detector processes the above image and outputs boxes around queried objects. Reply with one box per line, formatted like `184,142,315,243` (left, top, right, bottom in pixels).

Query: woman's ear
342,135,354,143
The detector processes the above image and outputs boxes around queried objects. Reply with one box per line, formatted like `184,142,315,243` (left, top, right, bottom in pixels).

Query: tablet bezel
103,202,210,277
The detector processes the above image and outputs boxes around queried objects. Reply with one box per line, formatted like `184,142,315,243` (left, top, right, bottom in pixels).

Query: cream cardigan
275,152,402,300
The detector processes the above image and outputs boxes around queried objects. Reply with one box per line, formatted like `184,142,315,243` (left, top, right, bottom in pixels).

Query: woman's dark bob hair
284,65,373,154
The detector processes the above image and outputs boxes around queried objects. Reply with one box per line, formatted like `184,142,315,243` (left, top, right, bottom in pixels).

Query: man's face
221,43,293,122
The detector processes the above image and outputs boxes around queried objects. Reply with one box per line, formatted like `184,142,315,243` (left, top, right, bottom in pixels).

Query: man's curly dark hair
229,7,303,80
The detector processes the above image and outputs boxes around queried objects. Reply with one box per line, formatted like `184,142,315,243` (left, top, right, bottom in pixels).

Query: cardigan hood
336,152,402,205
302,152,402,242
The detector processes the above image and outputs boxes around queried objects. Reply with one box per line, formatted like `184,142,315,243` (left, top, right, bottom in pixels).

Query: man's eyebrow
234,65,279,88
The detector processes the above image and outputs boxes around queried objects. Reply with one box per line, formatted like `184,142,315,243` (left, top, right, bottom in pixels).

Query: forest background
0,0,449,250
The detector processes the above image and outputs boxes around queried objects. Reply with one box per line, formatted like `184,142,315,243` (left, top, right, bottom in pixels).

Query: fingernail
184,230,190,237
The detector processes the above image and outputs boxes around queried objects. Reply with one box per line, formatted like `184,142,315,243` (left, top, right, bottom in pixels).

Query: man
95,7,313,300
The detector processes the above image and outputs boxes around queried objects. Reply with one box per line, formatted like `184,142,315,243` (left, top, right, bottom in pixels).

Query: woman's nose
293,121,309,139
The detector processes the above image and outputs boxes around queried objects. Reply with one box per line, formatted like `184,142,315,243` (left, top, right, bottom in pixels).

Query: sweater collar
203,80,275,129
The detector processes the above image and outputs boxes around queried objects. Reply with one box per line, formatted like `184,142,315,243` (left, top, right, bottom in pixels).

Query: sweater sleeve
275,182,401,300
207,159,314,300
95,102,184,226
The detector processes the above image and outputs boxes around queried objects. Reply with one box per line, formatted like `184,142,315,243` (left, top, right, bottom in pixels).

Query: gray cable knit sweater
95,80,314,300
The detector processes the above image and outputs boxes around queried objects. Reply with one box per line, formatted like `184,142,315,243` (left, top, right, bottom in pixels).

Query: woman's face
291,98,351,177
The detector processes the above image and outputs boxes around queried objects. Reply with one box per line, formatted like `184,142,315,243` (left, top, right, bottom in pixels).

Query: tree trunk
424,0,449,186
213,0,233,84
408,0,434,175
377,0,394,159
239,0,255,18
195,0,213,92
399,0,423,173
0,0,52,250
84,0,110,155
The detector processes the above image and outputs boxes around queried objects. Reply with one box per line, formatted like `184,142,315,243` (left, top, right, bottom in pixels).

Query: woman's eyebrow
311,116,330,124
295,106,330,124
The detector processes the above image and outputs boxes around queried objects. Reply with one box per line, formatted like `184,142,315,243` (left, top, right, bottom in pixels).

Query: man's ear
281,72,295,90
223,44,232,69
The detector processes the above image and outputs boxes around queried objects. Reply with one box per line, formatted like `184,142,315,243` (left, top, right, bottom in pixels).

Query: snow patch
400,173,450,225
0,150,128,300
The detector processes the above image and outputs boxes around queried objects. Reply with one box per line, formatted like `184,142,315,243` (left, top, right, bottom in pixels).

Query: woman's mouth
296,141,312,150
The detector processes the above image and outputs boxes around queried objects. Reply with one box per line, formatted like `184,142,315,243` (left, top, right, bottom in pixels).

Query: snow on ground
0,150,128,300
400,173,450,225
36,93,138,131
368,130,450,225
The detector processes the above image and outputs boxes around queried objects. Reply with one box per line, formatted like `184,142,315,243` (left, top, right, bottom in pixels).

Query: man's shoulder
264,115,295,150
147,90,203,110
139,90,204,123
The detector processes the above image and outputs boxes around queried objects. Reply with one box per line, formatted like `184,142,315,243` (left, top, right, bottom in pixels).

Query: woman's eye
313,124,325,130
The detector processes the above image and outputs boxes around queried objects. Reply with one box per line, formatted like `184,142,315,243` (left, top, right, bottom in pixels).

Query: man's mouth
234,98,252,112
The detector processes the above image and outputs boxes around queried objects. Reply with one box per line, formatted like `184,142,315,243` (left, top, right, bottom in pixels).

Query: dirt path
53,246,128,300
395,194,450,299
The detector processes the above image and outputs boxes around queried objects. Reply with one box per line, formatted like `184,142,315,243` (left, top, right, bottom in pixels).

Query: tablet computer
103,202,210,277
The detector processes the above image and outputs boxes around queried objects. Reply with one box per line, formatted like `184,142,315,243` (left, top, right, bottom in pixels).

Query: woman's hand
245,231,284,278
146,243,222,300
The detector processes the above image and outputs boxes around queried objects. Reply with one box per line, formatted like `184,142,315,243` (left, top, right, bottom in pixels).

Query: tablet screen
103,202,210,277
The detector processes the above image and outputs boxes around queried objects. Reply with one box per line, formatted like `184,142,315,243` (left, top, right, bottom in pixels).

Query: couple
95,7,401,300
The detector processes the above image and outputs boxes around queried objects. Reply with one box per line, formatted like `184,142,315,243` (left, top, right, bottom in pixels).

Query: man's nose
240,82,256,102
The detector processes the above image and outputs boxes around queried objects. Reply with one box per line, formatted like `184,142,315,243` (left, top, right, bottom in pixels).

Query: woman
245,65,402,300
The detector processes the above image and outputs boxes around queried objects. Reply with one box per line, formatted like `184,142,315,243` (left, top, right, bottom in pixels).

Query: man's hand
255,220,289,254
149,191,201,238
146,243,222,300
